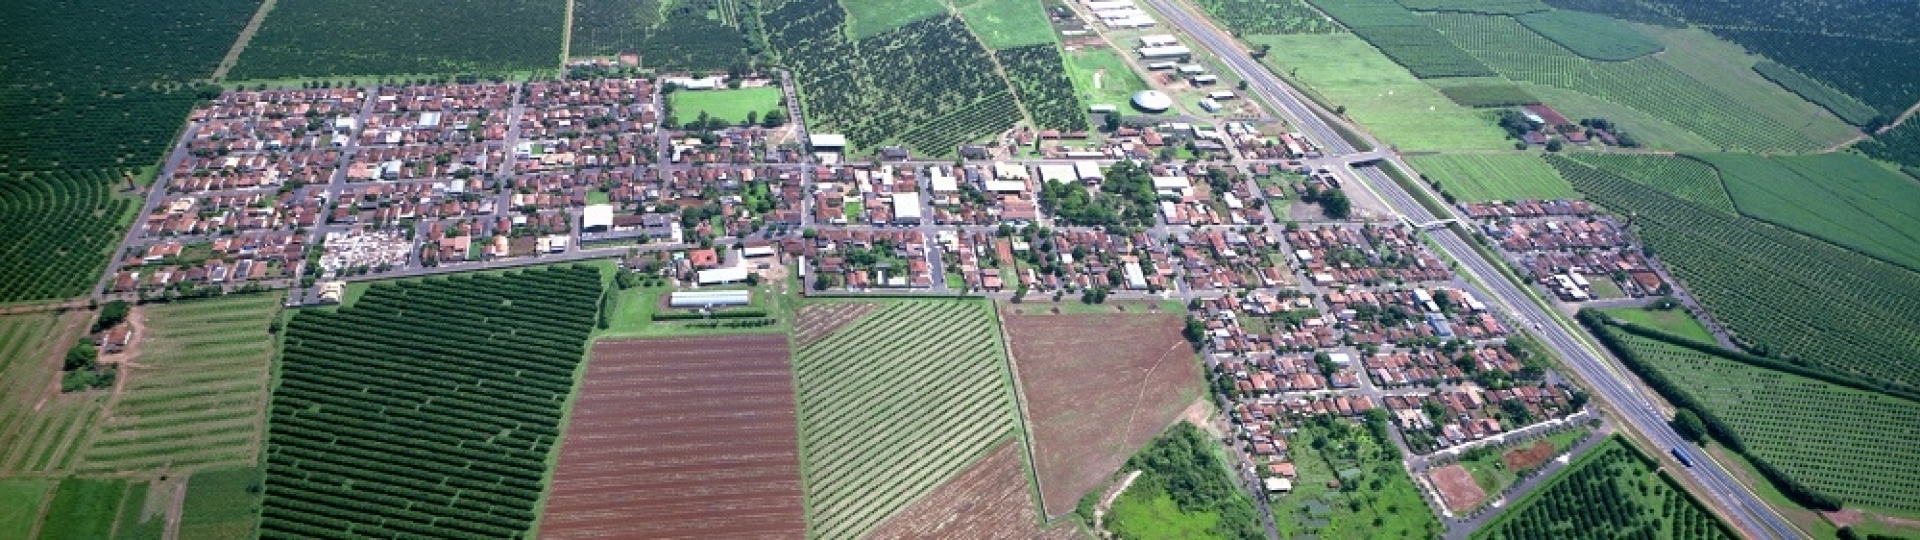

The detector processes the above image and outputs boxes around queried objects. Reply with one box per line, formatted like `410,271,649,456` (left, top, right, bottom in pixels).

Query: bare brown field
793,302,877,346
1503,440,1556,472
867,442,1083,540
538,335,805,540
1002,309,1203,517
1429,464,1486,513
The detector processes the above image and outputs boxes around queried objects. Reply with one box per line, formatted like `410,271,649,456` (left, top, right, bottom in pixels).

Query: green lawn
958,0,1055,49
1458,425,1592,497
840,0,946,39
1600,307,1715,344
1407,153,1577,202
1247,33,1512,151
586,190,609,205
601,279,794,339
36,477,127,540
669,87,783,125
179,466,265,540
1064,47,1149,110
1108,487,1224,539
0,478,50,539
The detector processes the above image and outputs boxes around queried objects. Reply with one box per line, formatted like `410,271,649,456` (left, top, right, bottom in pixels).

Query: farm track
539,335,805,540
211,0,277,81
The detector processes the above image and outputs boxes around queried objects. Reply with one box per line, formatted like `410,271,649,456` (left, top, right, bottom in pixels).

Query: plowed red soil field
868,442,1084,539
1002,309,1203,517
1429,464,1487,512
538,335,805,540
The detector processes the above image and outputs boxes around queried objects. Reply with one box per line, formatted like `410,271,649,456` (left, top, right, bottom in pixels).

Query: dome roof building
1131,90,1173,113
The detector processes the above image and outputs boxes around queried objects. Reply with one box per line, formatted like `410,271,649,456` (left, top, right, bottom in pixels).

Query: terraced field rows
0,311,99,475
793,300,1019,539
76,293,280,475
1610,332,1920,514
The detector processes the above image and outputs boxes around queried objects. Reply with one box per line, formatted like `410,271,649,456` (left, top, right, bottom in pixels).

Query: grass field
1272,418,1443,539
601,279,795,339
1610,331,1920,517
1566,154,1734,213
1600,306,1715,344
1248,33,1512,151
792,299,1020,539
36,477,128,540
840,0,946,39
111,481,164,540
1064,47,1150,110
179,466,265,540
1474,436,1735,540
1456,426,1590,499
1407,153,1577,202
1694,152,1920,272
0,311,101,476
75,293,280,475
1106,423,1263,540
1427,12,1852,153
0,478,50,539
668,87,782,125
958,0,1055,49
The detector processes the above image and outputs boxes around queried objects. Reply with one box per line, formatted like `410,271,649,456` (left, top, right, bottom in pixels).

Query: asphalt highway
1140,0,1805,537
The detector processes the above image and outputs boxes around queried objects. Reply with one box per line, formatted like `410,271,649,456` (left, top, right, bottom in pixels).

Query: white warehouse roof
583,204,614,229
1137,45,1192,58
669,290,751,308
809,133,848,148
892,192,923,221
696,267,750,285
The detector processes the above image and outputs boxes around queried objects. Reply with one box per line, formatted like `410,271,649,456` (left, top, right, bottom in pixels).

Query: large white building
582,204,614,231
1137,45,1192,59
669,290,751,308
892,192,923,223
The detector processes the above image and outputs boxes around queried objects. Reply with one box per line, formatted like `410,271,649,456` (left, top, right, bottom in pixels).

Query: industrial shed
668,290,751,308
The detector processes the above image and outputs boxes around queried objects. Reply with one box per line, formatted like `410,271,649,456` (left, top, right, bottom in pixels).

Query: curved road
1138,0,1804,537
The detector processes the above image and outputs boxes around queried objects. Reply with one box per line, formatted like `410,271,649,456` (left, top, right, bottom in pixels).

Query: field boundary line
990,301,1054,520
211,0,278,81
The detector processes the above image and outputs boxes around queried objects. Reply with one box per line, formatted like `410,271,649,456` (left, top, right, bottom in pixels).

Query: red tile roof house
687,248,719,269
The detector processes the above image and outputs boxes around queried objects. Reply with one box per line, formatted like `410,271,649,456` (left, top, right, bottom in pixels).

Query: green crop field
1426,13,1851,153
1408,153,1577,202
1693,153,1920,272
75,293,281,475
840,0,946,39
957,0,1055,49
1515,9,1662,61
669,87,783,125
1551,156,1920,394
570,0,753,69
1396,0,1546,15
1599,307,1715,345
36,477,129,540
111,481,164,540
0,311,102,475
1065,47,1149,110
1604,329,1920,516
1249,33,1511,151
792,299,1020,539
1474,436,1736,540
179,466,266,540
260,266,602,538
1194,0,1342,35
1270,417,1442,539
1566,154,1734,213
229,0,564,79
0,478,50,539
1752,62,1879,127
1305,0,1497,79
1633,0,1920,118
996,44,1089,131
1433,82,1538,108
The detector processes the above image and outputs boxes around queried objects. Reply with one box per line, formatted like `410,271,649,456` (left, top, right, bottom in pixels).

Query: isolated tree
1670,408,1708,444
762,108,787,127
745,111,758,126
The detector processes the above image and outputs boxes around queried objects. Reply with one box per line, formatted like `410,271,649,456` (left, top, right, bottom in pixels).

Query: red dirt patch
539,335,805,540
1429,465,1487,513
1823,508,1863,528
1003,309,1203,517
793,302,877,346
868,443,1081,540
1503,440,1557,472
